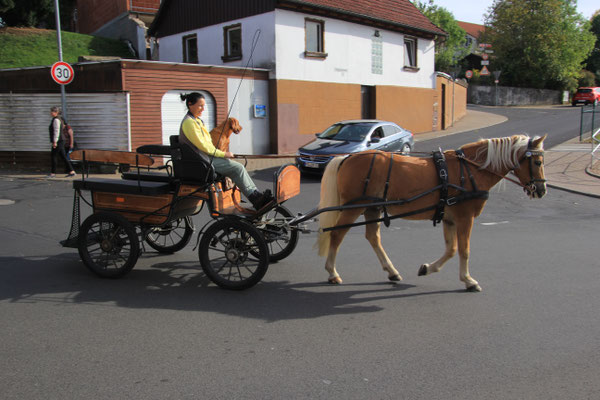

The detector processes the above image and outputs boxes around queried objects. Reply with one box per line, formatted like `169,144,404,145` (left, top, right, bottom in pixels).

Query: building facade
149,0,450,153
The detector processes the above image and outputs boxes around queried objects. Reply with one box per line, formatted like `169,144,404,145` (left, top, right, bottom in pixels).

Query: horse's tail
316,156,346,257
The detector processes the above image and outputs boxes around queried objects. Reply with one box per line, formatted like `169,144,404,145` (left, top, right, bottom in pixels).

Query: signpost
465,70,473,79
480,65,490,76
51,61,74,85
53,0,70,120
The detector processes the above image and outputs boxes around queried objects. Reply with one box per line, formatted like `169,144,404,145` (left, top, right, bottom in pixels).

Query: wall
436,75,467,131
274,9,436,88
0,62,270,166
157,12,276,70
468,85,562,106
76,0,127,34
376,86,436,134
155,9,437,89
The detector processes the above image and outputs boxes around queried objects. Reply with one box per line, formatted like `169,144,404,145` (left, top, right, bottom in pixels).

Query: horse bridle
513,139,546,194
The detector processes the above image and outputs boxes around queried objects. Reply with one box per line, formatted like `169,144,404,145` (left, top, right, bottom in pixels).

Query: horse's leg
325,209,362,284
364,208,401,282
418,219,457,276
455,216,481,292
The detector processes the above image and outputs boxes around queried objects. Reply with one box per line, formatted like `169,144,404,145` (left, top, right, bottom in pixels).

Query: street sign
465,70,473,79
51,61,74,85
481,60,489,66
482,53,489,61
480,66,490,76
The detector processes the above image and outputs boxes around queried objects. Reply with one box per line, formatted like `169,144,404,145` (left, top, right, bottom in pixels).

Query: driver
179,92,273,210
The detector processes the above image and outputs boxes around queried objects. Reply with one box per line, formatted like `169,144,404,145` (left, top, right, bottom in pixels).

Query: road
1,105,598,399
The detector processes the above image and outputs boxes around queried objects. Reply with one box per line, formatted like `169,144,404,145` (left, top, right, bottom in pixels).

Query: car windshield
318,123,374,142
577,89,592,93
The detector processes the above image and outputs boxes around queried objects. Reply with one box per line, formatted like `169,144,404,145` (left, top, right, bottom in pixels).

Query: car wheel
400,143,411,154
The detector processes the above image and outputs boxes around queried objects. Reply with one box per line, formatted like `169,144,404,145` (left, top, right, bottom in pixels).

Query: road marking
0,199,15,205
480,221,509,226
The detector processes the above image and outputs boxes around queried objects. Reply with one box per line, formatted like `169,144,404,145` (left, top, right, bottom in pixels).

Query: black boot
248,189,274,210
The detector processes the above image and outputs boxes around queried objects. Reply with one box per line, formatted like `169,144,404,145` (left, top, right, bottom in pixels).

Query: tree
484,0,595,91
413,0,468,73
0,0,75,30
584,10,600,85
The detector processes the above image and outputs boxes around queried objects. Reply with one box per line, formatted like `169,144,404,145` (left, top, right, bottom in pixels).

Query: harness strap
432,150,448,226
382,154,394,227
362,153,378,196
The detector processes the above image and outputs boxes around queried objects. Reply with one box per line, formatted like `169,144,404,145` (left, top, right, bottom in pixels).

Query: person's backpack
62,122,74,149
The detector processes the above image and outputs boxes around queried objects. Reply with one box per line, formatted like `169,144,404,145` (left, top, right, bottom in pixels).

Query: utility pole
54,0,68,121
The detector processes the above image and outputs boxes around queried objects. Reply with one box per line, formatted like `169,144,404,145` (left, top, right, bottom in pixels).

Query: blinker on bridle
515,139,546,193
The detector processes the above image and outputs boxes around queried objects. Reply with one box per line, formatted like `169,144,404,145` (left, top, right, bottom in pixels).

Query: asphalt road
1,106,599,399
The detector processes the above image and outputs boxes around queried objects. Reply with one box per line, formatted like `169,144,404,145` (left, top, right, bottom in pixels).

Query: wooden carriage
62,136,301,290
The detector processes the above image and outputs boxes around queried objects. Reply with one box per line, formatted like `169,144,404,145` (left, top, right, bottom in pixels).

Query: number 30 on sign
51,61,74,85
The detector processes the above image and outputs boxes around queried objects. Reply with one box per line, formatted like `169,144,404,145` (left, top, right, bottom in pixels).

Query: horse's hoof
466,284,482,292
418,265,428,276
388,274,402,282
328,276,343,284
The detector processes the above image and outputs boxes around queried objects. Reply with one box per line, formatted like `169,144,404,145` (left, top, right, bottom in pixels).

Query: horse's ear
532,134,547,149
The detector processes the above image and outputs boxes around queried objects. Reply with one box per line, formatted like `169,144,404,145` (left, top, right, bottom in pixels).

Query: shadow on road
0,253,463,322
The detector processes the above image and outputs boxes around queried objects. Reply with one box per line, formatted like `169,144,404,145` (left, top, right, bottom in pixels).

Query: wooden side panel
93,192,173,224
276,164,301,203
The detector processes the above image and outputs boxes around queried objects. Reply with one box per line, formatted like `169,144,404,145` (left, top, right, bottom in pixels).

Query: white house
149,0,447,153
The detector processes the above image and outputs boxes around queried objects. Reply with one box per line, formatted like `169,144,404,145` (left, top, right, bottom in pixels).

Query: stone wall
468,85,562,106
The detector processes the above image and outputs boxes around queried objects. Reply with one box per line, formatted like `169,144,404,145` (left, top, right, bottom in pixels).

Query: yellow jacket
180,114,225,158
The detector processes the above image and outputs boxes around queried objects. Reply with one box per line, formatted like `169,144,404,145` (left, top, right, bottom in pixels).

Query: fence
579,104,600,167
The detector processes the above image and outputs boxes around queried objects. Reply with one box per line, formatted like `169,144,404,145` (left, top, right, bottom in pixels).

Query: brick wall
77,0,127,34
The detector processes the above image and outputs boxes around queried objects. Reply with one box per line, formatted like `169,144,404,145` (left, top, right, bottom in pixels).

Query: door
361,85,376,119
441,84,446,130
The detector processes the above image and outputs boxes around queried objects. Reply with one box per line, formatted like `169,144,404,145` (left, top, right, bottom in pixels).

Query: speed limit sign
51,61,74,85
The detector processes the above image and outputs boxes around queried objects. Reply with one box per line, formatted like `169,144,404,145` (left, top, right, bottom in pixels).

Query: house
457,21,487,73
75,0,162,59
148,0,453,153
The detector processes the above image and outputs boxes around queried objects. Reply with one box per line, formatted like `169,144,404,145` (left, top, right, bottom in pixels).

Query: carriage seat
73,178,172,195
169,135,218,185
121,170,172,183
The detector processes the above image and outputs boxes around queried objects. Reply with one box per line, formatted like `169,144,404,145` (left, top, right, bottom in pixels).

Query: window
404,37,418,70
222,23,242,62
182,34,198,63
371,33,383,74
305,18,327,58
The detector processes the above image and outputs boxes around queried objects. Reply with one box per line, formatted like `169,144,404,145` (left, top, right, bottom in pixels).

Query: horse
210,117,242,152
316,134,547,292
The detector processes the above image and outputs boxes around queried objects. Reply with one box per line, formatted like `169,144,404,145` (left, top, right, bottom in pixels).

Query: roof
149,0,446,38
280,0,446,37
457,21,485,39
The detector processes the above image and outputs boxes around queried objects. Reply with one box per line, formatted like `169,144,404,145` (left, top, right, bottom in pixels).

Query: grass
0,27,134,69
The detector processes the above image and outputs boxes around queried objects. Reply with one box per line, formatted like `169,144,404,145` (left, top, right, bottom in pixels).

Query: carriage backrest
169,135,217,184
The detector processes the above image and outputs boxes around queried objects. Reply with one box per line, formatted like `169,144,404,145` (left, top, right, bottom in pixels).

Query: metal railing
580,103,600,167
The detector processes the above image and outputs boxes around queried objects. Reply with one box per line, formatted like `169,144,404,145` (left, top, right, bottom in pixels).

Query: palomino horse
210,117,242,152
316,135,547,292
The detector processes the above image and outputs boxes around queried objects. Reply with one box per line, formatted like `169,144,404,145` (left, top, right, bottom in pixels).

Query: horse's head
512,135,547,199
228,117,242,135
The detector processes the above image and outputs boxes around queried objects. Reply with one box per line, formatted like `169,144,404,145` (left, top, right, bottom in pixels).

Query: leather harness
328,150,490,232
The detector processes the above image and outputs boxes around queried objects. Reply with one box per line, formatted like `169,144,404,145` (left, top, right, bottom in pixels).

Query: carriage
61,135,304,290
62,133,547,292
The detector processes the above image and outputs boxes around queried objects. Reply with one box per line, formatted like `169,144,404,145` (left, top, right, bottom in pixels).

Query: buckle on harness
446,197,457,206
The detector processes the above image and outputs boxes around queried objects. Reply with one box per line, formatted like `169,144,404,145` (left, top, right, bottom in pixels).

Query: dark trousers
51,143,74,173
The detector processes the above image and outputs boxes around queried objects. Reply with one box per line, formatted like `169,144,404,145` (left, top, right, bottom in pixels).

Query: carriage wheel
199,219,269,290
145,217,193,254
78,212,140,278
251,205,299,262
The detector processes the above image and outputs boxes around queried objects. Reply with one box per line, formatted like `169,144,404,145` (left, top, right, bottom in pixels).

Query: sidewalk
1,108,599,198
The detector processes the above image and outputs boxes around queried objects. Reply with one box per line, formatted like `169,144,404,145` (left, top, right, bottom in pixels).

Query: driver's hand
224,151,234,158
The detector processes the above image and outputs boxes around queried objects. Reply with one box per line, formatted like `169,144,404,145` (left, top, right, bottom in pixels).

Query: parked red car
572,87,600,106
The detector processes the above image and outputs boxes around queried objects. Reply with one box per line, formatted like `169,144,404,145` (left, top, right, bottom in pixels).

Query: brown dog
210,117,242,152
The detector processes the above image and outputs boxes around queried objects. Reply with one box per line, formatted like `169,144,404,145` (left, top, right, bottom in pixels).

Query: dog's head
229,117,242,135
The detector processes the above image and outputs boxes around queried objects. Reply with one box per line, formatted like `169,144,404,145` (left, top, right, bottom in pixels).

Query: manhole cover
0,199,15,205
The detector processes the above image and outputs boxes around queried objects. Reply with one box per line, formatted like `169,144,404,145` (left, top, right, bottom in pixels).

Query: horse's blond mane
468,135,543,173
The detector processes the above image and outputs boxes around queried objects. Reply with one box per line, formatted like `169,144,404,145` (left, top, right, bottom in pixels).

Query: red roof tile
282,0,446,36
457,21,485,39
